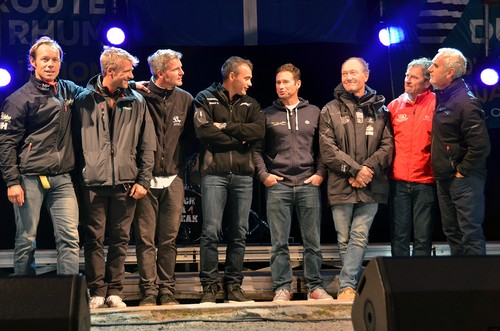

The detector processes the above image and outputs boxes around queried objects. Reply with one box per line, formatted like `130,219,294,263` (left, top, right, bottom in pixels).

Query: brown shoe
159,292,179,305
139,295,157,306
337,287,356,301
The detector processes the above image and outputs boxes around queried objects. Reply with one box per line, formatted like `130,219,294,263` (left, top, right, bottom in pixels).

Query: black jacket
431,78,490,180
194,83,265,176
254,98,326,186
319,84,394,205
138,79,196,178
0,75,84,187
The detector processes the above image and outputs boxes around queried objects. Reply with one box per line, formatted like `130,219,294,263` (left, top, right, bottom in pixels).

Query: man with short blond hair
73,46,156,309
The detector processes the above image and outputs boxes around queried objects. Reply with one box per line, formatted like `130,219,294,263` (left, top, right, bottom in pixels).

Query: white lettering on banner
0,0,105,14
2,0,106,47
470,18,500,43
8,20,100,46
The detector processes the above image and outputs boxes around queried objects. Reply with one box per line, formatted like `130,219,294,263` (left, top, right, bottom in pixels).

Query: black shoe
224,284,254,303
139,295,157,306
159,292,179,305
200,284,218,304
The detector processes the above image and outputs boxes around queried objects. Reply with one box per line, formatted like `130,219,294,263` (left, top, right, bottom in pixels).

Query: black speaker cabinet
0,274,90,331
352,256,500,331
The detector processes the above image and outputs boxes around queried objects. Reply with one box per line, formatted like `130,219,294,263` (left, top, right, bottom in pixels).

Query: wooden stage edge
1,242,499,301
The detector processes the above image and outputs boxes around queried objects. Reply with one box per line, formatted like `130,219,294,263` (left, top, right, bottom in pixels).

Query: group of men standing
0,36,490,308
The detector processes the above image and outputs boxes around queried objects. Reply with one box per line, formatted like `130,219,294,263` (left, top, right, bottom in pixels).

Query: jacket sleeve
253,126,270,183
319,104,362,177
179,100,199,159
224,102,265,144
363,110,394,175
457,102,490,176
0,97,26,187
193,93,241,147
135,102,156,189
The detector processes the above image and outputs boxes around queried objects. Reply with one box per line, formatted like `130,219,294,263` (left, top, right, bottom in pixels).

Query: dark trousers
82,185,137,297
436,176,486,255
134,176,184,297
390,180,436,256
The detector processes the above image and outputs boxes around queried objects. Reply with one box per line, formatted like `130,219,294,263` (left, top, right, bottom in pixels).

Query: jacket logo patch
271,121,287,126
0,112,12,130
395,114,408,123
341,116,350,125
173,115,182,126
240,102,252,107
423,115,432,121
304,120,310,125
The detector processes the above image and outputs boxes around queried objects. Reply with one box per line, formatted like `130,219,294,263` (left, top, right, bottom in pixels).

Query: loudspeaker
352,256,500,331
0,274,90,331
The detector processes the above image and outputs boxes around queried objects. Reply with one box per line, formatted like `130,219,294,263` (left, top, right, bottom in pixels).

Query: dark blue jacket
254,98,326,186
0,75,84,187
431,78,490,180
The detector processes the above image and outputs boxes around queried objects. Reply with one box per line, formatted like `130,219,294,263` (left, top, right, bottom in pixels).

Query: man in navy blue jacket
429,47,490,256
254,63,332,302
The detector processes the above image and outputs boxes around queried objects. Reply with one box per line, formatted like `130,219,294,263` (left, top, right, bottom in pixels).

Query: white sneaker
307,288,334,301
273,288,291,302
105,295,127,308
89,296,107,309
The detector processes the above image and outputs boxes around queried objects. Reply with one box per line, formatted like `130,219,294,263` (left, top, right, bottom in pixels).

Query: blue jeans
436,176,486,255
13,174,80,275
266,182,324,292
134,176,185,297
331,203,378,292
199,174,253,287
390,180,436,256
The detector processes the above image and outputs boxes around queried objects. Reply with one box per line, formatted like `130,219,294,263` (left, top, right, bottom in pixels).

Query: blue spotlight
106,27,126,45
0,68,12,87
378,27,405,46
480,68,499,86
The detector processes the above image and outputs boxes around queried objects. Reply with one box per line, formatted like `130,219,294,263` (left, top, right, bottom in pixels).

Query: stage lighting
106,27,126,45
378,26,405,46
0,68,12,87
480,68,499,86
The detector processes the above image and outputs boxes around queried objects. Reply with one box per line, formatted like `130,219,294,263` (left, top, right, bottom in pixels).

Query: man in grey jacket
73,46,156,309
254,63,332,302
319,57,393,301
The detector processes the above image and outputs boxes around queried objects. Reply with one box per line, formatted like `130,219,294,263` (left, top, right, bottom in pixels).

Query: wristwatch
219,122,227,130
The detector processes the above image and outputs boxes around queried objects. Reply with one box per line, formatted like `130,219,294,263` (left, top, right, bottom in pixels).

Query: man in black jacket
194,56,265,304
254,63,332,302
429,47,490,255
133,49,196,306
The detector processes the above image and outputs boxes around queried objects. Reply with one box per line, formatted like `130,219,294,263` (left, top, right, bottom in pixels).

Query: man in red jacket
388,58,436,257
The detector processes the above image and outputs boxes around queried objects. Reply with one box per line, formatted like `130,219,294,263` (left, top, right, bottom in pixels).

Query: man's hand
7,184,25,206
349,177,366,188
355,166,374,186
135,81,150,93
263,174,283,187
129,183,147,199
304,174,323,186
